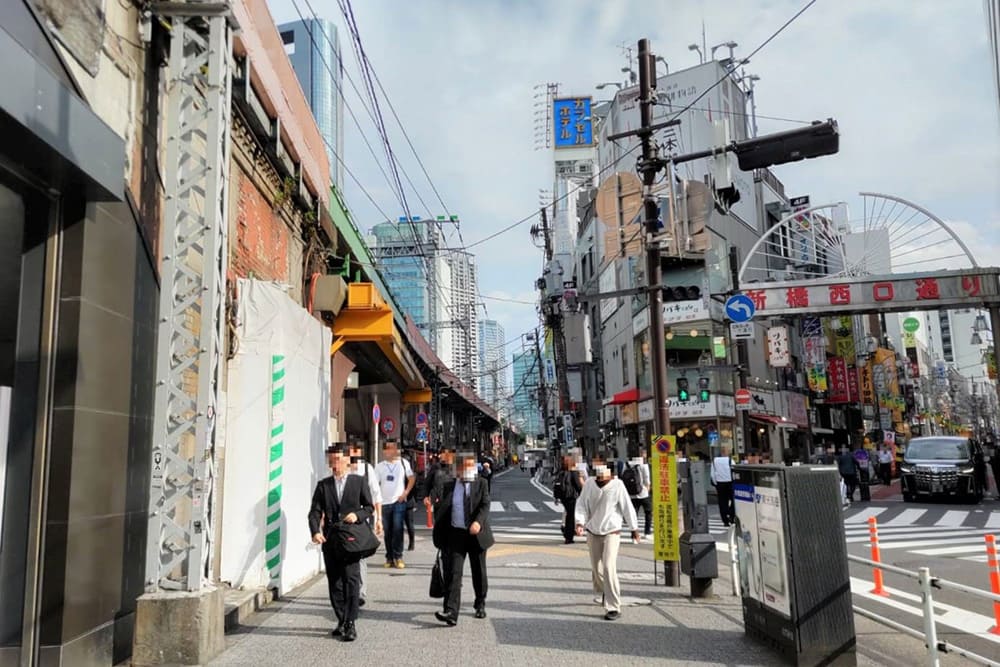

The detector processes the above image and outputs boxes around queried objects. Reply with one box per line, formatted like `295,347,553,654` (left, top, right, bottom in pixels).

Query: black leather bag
429,550,445,598
328,521,380,562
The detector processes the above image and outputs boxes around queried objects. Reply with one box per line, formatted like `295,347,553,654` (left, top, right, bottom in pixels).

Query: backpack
552,471,567,500
621,464,642,496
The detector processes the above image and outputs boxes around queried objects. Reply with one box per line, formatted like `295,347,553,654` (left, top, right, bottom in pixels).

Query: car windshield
906,439,969,460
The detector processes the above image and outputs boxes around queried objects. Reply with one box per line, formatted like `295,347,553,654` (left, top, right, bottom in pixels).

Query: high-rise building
447,252,480,389
369,218,480,390
278,18,345,190
479,319,507,406
512,350,543,437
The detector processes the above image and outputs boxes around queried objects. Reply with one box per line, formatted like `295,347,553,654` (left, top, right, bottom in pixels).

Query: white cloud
268,0,1000,350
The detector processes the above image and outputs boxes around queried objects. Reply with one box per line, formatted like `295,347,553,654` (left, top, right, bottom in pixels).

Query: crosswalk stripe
881,509,927,525
513,501,538,512
934,510,968,527
987,513,1000,529
490,501,505,512
846,529,994,544
911,544,989,556
845,525,975,536
875,536,990,550
544,501,562,512
844,507,887,523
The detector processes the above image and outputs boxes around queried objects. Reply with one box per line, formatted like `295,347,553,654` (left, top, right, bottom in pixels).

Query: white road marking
934,510,969,527
910,544,990,556
986,512,1000,529
843,507,887,523
514,501,539,512
871,535,991,550
850,576,1000,645
544,501,562,512
490,501,505,512
846,529,993,544
880,509,927,526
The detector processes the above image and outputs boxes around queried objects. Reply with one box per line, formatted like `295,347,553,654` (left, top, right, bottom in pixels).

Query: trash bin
733,464,856,666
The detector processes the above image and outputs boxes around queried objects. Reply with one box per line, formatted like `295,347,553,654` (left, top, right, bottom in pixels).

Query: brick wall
232,170,289,282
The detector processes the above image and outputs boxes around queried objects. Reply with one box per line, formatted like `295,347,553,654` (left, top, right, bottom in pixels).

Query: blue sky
267,0,1000,371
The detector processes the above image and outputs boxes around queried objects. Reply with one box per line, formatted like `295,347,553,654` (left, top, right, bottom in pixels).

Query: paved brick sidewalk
210,534,965,666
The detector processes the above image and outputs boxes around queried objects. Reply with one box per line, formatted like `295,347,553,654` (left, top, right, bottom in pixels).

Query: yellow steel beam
330,336,347,357
403,388,432,404
332,308,393,339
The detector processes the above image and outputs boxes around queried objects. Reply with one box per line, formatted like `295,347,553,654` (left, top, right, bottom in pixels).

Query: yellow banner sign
651,434,679,561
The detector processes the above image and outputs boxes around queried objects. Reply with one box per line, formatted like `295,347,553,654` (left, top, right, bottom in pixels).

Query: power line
468,0,820,250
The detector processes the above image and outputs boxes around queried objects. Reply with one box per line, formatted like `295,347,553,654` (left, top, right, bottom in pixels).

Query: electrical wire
467,0,820,250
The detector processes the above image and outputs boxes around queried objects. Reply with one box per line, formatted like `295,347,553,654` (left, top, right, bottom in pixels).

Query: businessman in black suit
309,444,374,642
432,452,494,625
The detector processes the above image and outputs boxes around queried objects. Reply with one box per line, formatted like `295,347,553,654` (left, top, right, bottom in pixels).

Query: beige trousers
588,531,622,612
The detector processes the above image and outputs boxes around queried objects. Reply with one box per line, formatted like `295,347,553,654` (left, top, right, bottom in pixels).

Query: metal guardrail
847,553,1000,667
726,526,1000,667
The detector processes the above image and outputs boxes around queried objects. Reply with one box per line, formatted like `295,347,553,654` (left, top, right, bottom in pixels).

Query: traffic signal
677,377,689,402
662,285,701,302
698,377,710,402
732,119,839,171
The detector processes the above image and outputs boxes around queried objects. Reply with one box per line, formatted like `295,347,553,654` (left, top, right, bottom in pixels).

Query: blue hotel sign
553,97,593,148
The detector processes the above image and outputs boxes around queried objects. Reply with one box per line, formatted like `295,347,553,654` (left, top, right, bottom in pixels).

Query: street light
596,82,623,91
621,66,637,85
711,41,738,61
688,43,703,64
655,56,669,76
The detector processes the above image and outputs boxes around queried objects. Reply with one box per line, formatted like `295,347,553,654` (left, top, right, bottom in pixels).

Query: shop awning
812,427,835,435
606,388,640,406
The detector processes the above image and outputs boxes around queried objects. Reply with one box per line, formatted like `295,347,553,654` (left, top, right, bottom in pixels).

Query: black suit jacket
432,478,494,551
308,474,374,537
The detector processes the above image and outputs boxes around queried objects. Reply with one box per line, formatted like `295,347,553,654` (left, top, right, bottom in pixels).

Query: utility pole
637,38,679,587
531,329,550,445
535,207,572,447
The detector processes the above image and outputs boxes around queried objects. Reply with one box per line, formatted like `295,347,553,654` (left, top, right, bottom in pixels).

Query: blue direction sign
725,294,756,323
708,431,720,445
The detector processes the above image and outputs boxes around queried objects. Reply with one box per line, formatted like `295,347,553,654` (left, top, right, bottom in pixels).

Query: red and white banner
827,357,851,403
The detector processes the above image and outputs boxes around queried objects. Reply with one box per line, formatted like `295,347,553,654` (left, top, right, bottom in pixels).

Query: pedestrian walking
423,448,455,511
710,447,735,527
308,445,375,642
480,459,494,493
837,446,859,502
854,446,872,501
877,445,893,485
575,462,640,621
623,452,652,538
553,454,584,543
349,443,382,608
401,449,417,551
432,452,494,626
374,440,415,569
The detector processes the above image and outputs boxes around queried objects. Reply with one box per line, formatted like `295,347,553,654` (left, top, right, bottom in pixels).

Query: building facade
447,251,480,390
512,350,543,438
479,319,507,407
278,18,345,191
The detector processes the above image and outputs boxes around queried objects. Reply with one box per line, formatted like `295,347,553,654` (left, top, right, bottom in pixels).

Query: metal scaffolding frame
146,3,233,592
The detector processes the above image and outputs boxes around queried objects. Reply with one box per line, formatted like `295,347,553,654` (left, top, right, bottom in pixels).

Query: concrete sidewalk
210,534,965,666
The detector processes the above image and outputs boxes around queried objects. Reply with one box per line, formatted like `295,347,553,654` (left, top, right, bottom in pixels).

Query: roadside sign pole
730,247,752,461
373,396,380,465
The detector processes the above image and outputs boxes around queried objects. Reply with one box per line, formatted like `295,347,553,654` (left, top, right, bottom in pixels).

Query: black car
899,436,984,503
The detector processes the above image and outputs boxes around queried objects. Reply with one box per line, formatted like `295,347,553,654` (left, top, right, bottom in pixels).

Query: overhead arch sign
740,268,1000,318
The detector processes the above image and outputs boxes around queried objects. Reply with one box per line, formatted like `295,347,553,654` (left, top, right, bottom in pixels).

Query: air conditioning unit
577,163,593,174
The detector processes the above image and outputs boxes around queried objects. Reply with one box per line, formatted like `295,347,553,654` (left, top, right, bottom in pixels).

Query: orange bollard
426,504,433,528
985,535,1000,635
868,516,890,597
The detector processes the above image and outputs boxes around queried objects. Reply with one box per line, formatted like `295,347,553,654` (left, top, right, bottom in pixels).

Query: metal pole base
663,560,681,587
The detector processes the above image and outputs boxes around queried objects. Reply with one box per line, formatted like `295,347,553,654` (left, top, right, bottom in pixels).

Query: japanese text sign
651,435,679,561
553,97,593,148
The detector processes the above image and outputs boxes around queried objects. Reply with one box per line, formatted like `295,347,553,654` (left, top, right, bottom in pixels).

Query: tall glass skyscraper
512,350,543,437
278,18,345,191
478,319,507,407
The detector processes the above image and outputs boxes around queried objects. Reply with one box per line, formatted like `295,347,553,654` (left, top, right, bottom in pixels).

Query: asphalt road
502,467,1000,665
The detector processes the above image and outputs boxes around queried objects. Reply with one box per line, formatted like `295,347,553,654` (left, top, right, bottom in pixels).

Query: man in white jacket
575,461,640,621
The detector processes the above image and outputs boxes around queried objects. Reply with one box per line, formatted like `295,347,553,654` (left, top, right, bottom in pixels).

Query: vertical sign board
552,97,594,148
651,435,679,561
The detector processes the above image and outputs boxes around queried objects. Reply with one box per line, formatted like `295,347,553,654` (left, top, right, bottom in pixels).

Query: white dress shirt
710,456,734,484
351,461,382,505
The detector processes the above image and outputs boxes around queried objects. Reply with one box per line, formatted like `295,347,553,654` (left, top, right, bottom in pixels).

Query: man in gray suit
432,452,494,625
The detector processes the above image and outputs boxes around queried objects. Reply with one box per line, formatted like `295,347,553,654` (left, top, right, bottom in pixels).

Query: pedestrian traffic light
662,285,701,302
698,377,710,402
677,377,689,402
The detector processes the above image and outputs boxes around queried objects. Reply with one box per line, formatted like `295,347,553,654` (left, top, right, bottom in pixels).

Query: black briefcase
328,521,380,562
429,550,445,598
